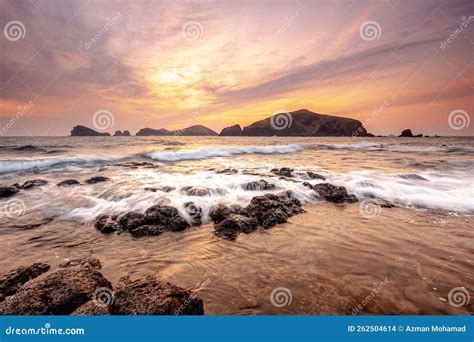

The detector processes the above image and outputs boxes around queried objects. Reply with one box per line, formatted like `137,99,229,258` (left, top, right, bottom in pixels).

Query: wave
0,156,125,174
144,144,306,162
313,142,386,150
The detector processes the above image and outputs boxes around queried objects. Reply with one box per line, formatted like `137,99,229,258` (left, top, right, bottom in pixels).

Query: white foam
145,144,306,162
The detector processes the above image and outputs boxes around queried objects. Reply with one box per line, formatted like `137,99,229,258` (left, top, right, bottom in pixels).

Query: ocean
0,136,472,314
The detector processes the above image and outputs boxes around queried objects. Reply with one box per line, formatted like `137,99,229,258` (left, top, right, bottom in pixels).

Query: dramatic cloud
0,0,473,135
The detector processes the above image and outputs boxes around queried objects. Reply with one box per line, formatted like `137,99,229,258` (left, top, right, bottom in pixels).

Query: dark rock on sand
70,125,111,136
220,124,242,136
59,258,102,270
95,214,119,234
181,186,210,197
0,185,20,198
184,202,202,226
215,214,258,240
243,179,275,191
209,204,233,223
244,191,304,228
111,276,204,315
85,176,110,184
57,179,80,187
21,179,48,189
271,167,294,177
0,258,205,316
313,183,358,203
306,172,326,180
0,263,50,301
118,212,146,231
0,267,111,315
145,205,189,231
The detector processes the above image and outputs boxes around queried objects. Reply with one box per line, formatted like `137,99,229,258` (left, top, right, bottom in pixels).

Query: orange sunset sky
1,0,473,136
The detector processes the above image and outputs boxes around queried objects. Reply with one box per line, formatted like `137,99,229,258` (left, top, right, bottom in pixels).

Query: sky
0,0,473,136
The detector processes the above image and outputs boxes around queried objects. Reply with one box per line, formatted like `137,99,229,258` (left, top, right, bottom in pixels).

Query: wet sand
1,203,472,315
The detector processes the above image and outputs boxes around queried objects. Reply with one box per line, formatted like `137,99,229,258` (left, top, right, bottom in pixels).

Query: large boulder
243,180,275,191
111,276,204,315
94,215,119,234
21,179,48,189
244,191,304,228
0,267,111,315
0,263,50,301
118,212,146,231
214,214,258,240
0,185,20,198
145,205,189,231
313,183,358,203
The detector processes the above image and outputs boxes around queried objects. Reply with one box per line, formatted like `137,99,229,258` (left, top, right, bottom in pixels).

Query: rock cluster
0,258,204,315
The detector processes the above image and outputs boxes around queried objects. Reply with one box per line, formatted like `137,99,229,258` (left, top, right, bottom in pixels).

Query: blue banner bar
0,316,472,342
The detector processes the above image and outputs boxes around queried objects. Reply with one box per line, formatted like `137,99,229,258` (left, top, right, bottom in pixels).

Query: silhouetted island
70,109,374,136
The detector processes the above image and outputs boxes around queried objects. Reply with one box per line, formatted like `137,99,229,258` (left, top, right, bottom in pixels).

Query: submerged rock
118,212,146,231
244,191,304,228
111,276,204,315
313,183,358,203
184,202,202,226
243,179,275,191
85,176,110,184
145,205,189,231
94,215,119,234
215,168,238,174
57,179,80,187
0,185,20,198
215,214,258,240
181,186,210,197
144,185,175,192
59,258,102,270
21,179,48,189
271,167,294,177
305,172,326,180
0,263,50,301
